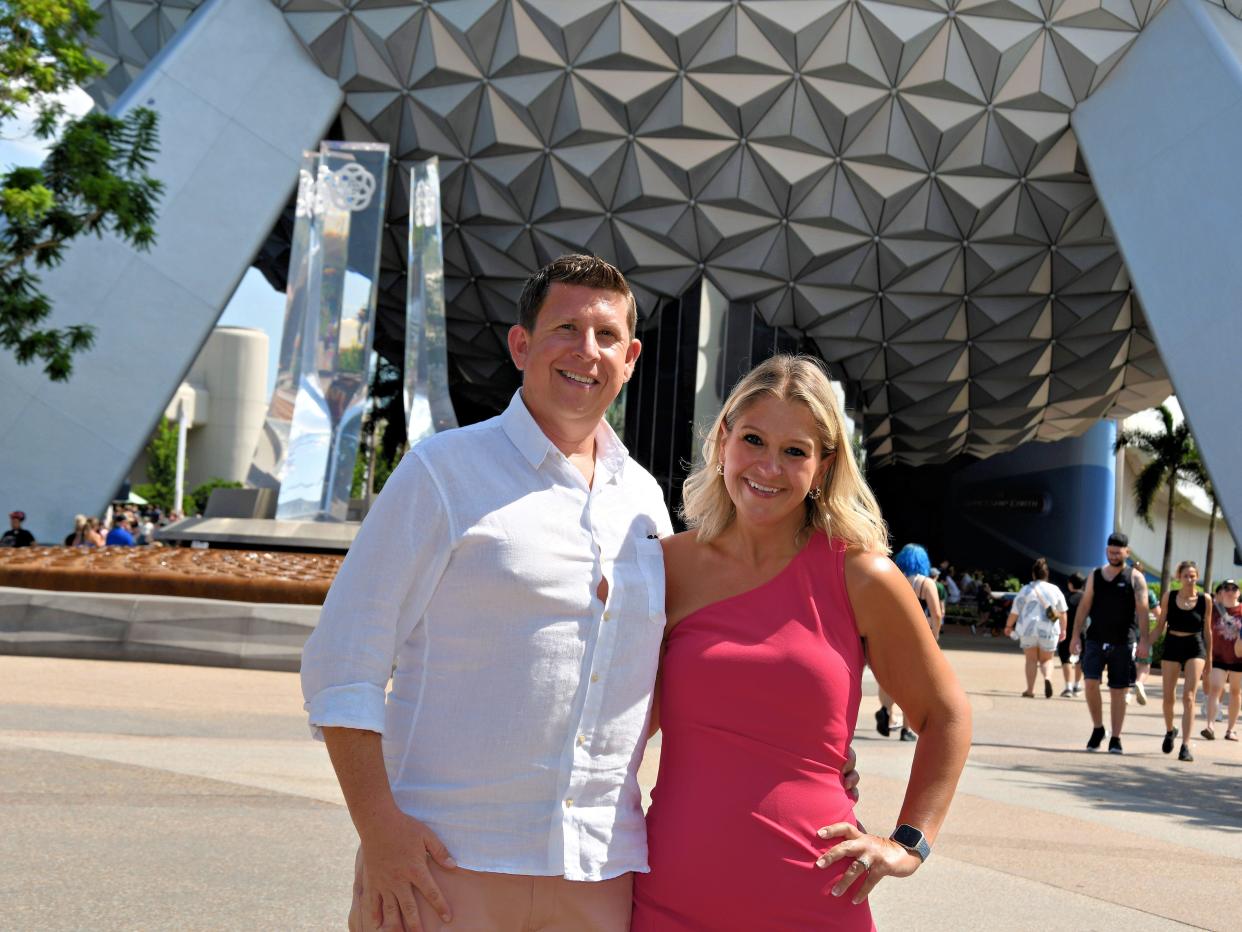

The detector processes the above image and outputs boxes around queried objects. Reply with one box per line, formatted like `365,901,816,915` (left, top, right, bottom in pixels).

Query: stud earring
807,487,822,501
716,462,724,475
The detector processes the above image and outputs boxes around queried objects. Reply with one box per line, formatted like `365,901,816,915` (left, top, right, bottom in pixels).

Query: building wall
184,327,268,489
0,0,343,541
949,421,1117,578
128,327,268,499
1116,449,1240,587
1073,0,1242,546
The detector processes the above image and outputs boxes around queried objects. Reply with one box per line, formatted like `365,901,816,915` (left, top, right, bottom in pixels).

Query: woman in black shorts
1153,561,1213,761
1204,579,1242,741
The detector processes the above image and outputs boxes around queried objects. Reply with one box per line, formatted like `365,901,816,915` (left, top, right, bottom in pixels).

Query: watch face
892,825,923,848
892,824,930,860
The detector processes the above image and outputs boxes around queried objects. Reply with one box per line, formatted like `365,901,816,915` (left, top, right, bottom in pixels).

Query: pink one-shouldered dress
631,533,874,931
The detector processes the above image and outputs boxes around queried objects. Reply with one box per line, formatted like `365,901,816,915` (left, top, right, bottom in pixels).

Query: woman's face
719,395,833,534
1179,565,1199,591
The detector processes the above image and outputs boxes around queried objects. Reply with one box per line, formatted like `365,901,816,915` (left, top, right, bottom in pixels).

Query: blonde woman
64,514,89,547
1003,558,1068,698
631,356,971,930
83,517,105,548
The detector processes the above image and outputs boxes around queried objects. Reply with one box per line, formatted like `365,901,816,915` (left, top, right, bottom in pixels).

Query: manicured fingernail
445,857,457,868
816,857,827,868
817,828,828,838
442,913,452,923
831,886,843,897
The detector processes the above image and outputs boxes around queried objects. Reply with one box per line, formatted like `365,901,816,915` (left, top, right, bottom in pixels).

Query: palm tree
1186,455,1220,592
1114,405,1198,598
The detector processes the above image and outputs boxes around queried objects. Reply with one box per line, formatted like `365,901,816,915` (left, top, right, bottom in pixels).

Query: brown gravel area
0,546,340,604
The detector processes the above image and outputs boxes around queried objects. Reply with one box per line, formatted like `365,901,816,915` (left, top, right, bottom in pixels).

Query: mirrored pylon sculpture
274,141,390,521
247,149,317,492
404,157,457,445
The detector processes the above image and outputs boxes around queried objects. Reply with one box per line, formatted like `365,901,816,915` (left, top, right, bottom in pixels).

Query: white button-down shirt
301,392,672,880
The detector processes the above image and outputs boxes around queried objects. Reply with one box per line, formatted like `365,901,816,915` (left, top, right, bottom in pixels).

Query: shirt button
565,798,574,807
591,673,600,683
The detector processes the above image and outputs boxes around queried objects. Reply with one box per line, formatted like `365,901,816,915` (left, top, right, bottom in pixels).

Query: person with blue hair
875,544,943,742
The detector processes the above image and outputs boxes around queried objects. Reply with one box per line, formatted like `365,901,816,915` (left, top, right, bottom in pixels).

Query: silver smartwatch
890,824,931,861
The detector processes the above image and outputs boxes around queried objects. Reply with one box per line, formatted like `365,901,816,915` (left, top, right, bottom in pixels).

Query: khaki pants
388,863,633,932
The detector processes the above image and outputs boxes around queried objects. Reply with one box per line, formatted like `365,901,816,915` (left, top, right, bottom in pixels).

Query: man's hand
1138,638,1150,662
351,813,456,932
1070,636,1081,657
842,744,861,802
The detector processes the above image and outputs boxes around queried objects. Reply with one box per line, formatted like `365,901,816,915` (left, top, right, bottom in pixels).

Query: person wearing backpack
1004,558,1069,698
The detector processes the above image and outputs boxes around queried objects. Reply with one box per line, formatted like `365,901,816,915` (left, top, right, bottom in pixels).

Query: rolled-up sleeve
301,450,453,740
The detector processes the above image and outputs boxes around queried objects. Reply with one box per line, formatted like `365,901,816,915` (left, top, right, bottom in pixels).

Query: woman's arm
924,577,944,639
1003,586,1026,639
853,552,970,837
1152,591,1170,642
648,654,663,738
817,550,971,903
1203,598,1213,676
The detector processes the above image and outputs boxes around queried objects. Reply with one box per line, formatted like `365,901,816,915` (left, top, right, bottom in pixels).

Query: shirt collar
500,390,629,483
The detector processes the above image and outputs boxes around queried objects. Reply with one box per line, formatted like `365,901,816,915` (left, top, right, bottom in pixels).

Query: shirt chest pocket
633,538,666,624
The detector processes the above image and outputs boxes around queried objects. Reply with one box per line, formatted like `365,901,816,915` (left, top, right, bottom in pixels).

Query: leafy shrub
189,478,241,515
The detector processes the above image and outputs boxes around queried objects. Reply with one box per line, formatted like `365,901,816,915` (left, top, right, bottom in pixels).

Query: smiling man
301,255,673,932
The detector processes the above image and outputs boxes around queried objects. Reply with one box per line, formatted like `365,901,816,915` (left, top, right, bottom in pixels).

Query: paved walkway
1,630,1238,930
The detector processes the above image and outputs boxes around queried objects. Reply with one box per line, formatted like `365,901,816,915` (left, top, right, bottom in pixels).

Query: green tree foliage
1185,453,1220,591
351,357,407,501
1114,405,1199,599
189,478,242,516
1,0,163,380
133,417,178,511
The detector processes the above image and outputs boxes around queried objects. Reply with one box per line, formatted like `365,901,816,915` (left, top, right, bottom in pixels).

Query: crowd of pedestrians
987,532,1242,763
878,530,1241,766
1,505,183,549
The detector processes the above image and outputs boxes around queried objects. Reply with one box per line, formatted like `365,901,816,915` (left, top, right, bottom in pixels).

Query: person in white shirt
301,255,857,932
1003,558,1069,699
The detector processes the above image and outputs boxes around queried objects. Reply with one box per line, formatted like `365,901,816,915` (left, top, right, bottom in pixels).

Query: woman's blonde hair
680,355,889,554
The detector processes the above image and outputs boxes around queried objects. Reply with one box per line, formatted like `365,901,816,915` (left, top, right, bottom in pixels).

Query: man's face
508,283,640,430
9,516,19,531
1105,545,1127,567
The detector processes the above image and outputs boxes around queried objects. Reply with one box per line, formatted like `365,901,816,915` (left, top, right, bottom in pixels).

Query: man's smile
558,369,598,387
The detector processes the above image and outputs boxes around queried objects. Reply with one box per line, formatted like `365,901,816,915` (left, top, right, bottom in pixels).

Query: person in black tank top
1084,566,1139,645
1152,561,1213,761
1069,533,1150,755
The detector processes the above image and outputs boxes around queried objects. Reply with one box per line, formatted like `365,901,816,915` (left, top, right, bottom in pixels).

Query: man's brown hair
516,254,637,337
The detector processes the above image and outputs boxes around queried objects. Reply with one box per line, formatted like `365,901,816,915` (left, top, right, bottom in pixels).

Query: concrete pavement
1,630,1238,930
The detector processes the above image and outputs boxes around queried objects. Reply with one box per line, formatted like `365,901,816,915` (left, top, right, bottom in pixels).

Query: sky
1,89,286,398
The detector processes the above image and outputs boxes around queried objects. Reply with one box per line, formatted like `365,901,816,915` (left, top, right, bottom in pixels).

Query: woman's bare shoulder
842,546,900,589
660,528,697,556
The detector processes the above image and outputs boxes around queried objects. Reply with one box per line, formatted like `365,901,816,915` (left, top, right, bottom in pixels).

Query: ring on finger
854,857,870,872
